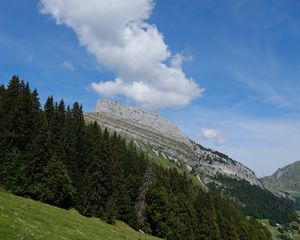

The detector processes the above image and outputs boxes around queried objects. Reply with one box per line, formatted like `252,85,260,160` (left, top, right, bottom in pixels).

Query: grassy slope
259,218,300,240
0,191,160,240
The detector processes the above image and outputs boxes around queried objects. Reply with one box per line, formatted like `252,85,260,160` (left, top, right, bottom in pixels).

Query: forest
0,76,273,239
209,176,297,224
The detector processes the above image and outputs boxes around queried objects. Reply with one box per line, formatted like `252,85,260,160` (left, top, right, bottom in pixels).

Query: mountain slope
262,160,300,201
84,100,262,187
84,100,299,223
0,190,160,240
1,77,276,239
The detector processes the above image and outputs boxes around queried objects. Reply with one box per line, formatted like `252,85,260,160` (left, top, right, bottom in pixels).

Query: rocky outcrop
95,100,190,145
84,100,262,187
261,160,300,200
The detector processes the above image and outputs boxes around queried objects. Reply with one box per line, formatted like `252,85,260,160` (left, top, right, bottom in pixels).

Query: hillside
85,99,262,187
259,218,300,240
262,161,300,202
0,190,160,240
84,100,297,224
0,77,276,239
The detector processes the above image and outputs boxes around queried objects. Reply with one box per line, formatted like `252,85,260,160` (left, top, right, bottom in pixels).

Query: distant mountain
85,99,262,187
84,100,298,223
261,160,300,202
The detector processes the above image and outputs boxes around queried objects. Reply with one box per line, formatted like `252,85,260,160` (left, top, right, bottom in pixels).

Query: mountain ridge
84,99,262,187
261,160,300,201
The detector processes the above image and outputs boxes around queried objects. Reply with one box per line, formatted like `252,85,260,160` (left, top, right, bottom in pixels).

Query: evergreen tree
51,99,66,155
44,96,55,127
24,112,51,200
0,76,24,153
61,105,76,169
41,156,73,208
146,185,172,238
195,191,221,240
103,197,118,224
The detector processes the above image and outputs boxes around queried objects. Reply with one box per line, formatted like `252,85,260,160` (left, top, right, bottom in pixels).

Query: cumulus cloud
39,0,202,110
200,128,226,145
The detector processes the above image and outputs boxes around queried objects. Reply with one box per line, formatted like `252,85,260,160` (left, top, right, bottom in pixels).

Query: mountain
84,99,262,187
261,160,300,202
1,77,276,239
0,77,297,240
84,100,299,223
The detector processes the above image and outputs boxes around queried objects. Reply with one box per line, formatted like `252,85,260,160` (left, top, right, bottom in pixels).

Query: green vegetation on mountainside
209,175,297,224
259,219,300,240
0,76,273,239
0,190,160,240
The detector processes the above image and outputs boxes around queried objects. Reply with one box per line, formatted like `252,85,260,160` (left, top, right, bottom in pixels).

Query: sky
0,0,300,176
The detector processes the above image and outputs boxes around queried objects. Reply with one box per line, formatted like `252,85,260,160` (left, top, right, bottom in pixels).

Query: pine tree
1,76,22,153
70,102,86,184
41,156,73,208
0,84,6,155
44,96,54,121
195,191,221,240
146,185,172,238
52,99,66,155
77,122,104,216
103,197,118,224
61,106,76,166
25,112,51,200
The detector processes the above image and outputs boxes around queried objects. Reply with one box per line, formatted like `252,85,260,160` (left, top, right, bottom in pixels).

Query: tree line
0,76,272,240
209,175,298,224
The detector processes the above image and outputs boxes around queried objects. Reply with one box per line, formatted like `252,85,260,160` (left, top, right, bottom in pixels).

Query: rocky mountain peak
262,160,300,200
86,100,263,188
96,99,190,145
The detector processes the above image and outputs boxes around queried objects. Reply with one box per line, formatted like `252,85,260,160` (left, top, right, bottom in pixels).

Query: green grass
259,219,300,240
0,190,160,240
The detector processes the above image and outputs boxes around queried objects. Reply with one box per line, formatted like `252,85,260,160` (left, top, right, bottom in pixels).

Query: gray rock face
95,100,190,145
85,100,262,187
192,142,262,187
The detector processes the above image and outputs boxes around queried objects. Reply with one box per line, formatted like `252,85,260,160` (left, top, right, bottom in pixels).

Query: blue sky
1,0,300,176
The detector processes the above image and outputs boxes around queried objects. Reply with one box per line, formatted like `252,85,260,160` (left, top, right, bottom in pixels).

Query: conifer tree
41,155,73,208
195,191,221,240
0,84,6,154
1,76,22,153
25,112,51,200
61,106,77,178
103,197,118,224
51,99,66,155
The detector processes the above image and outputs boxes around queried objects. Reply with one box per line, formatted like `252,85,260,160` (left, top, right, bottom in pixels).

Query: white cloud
39,0,202,111
62,60,75,71
200,127,226,145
